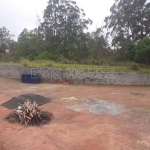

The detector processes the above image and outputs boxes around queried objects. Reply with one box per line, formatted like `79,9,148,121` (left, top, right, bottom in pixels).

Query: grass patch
1,60,150,74
0,61,18,65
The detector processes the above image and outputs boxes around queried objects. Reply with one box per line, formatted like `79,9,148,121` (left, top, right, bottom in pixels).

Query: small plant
27,54,35,61
131,63,140,71
45,61,54,67
58,55,72,64
21,59,30,67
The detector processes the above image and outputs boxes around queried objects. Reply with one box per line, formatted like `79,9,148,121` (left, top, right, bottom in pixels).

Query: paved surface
0,77,150,150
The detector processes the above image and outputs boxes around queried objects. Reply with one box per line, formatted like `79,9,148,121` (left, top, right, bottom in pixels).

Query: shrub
125,42,136,61
45,61,54,67
131,63,139,71
79,59,106,65
21,59,30,67
27,54,35,61
135,37,150,64
0,52,20,63
36,51,57,60
58,55,75,64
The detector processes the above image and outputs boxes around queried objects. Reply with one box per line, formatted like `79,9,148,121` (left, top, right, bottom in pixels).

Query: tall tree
0,27,10,45
17,28,44,57
105,0,150,42
135,37,150,64
39,0,92,58
0,27,14,53
90,28,108,59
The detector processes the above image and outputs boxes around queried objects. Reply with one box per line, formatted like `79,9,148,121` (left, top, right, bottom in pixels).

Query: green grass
0,59,149,74
18,59,150,74
0,61,18,65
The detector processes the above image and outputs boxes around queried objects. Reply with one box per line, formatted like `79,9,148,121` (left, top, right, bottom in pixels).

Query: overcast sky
0,0,114,40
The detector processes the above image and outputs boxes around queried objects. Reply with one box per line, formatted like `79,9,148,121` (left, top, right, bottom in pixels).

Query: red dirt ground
0,76,150,150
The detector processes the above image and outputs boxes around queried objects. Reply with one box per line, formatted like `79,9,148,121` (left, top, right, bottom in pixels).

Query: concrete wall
0,64,150,86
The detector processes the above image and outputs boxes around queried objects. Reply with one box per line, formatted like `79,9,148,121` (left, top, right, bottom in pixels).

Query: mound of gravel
1,94,51,109
88,100,124,115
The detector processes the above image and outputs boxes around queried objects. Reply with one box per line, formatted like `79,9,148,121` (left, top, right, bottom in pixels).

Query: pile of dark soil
5,111,53,126
1,94,51,109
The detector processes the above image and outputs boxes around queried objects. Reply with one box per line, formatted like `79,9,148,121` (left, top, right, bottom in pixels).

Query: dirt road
0,76,150,150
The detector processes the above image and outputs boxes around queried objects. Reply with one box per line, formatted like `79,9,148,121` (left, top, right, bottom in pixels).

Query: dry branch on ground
6,100,52,126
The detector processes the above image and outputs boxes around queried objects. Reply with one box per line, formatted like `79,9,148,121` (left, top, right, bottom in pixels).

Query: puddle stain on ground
65,98,124,115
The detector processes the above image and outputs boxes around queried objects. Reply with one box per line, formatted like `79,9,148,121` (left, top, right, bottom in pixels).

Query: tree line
0,0,150,65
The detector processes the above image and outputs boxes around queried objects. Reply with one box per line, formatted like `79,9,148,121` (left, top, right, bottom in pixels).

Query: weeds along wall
0,64,150,86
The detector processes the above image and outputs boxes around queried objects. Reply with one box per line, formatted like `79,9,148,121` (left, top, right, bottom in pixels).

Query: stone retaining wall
0,64,150,86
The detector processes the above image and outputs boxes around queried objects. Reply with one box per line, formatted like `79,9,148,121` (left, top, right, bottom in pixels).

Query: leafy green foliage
17,28,44,57
0,43,7,53
0,27,15,54
1,0,150,69
135,37,150,64
125,42,136,61
90,28,108,59
21,59,30,67
105,0,150,42
36,51,57,60
112,33,128,60
0,27,10,45
27,54,35,61
131,63,139,71
0,52,20,63
39,0,92,59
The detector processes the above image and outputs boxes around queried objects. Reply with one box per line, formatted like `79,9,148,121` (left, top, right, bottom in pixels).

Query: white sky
0,0,114,40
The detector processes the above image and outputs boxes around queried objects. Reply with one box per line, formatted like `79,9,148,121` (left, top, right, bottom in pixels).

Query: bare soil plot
0,76,150,150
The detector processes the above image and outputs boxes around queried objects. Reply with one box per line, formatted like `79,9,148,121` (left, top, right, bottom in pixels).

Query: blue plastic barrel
21,74,39,84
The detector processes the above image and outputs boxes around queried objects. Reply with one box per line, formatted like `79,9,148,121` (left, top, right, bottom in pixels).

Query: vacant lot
0,76,150,150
